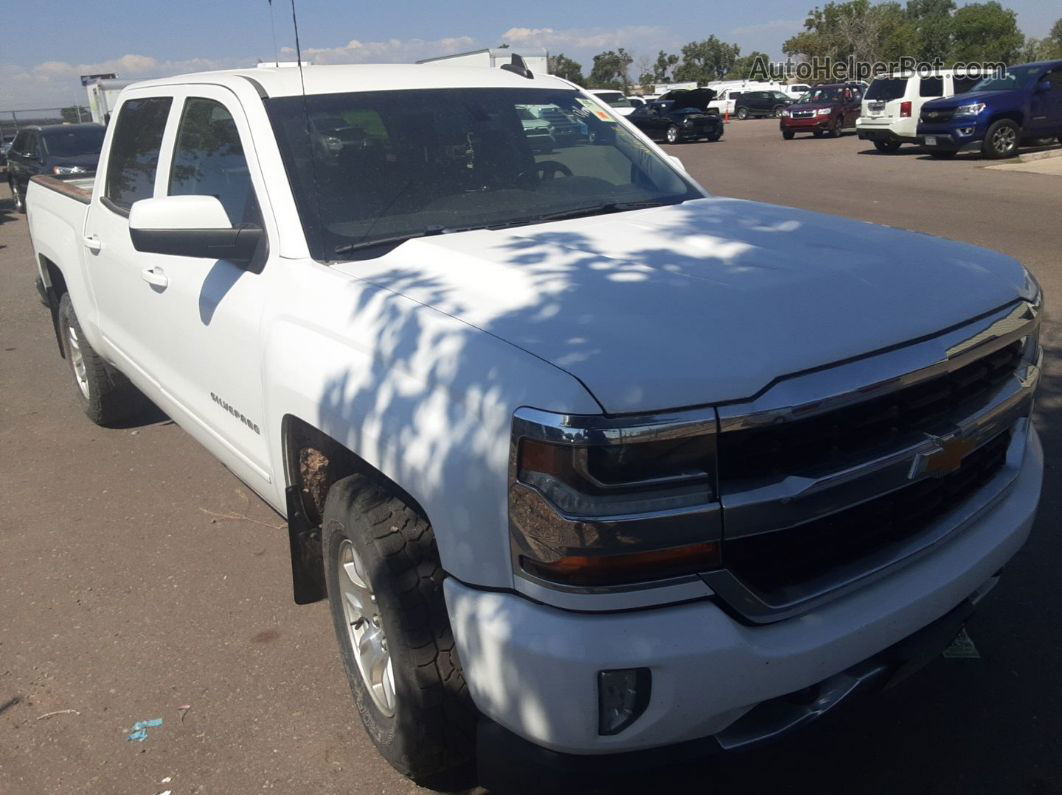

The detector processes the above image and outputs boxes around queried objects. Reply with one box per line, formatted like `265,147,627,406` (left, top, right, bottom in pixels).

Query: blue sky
2,0,1057,108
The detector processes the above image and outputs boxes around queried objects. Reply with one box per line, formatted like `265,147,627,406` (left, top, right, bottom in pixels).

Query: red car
780,83,864,139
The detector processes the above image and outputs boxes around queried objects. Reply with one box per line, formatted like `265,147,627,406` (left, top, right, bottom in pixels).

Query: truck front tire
322,474,475,788
982,119,1020,159
58,294,145,425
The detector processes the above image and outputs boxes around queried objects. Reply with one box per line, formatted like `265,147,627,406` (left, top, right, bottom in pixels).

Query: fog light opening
598,668,651,735
958,127,975,136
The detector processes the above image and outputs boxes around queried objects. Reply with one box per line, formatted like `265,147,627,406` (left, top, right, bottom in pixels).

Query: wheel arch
280,413,432,605
987,110,1023,127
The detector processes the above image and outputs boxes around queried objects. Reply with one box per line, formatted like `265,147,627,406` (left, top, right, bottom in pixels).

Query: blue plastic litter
127,718,163,742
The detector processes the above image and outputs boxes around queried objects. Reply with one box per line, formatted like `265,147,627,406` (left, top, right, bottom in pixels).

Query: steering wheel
536,160,573,181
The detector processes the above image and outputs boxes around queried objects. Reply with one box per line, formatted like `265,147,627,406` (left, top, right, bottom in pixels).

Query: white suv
857,70,982,152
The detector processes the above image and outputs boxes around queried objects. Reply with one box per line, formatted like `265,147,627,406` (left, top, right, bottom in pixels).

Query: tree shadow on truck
312,202,1060,794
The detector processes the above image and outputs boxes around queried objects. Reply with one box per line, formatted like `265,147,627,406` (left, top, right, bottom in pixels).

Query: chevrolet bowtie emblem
910,434,979,479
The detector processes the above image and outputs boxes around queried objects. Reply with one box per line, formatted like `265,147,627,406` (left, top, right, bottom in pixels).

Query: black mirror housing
130,225,264,265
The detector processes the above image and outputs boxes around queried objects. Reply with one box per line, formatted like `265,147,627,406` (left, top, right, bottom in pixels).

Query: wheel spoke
336,538,395,716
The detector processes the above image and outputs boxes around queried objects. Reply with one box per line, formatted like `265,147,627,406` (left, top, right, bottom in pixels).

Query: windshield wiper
333,199,687,255
488,199,685,230
333,225,458,256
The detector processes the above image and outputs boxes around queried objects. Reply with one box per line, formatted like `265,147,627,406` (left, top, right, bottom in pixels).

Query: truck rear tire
58,293,146,426
981,119,1019,159
322,474,475,789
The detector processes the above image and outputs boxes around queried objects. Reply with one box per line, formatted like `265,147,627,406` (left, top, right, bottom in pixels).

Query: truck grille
718,341,1022,482
724,430,1010,595
920,108,954,123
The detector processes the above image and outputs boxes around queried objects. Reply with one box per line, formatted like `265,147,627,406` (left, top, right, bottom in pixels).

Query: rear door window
865,78,907,101
104,97,173,212
919,77,944,97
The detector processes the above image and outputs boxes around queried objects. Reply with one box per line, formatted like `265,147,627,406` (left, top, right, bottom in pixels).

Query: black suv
6,123,105,213
734,91,793,119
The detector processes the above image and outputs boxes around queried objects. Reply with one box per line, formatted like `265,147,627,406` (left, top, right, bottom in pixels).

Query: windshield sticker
576,99,617,123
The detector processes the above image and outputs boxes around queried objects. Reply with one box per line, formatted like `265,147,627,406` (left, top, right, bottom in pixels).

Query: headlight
954,102,986,118
509,408,721,589
815,107,831,116
52,165,87,176
783,110,792,118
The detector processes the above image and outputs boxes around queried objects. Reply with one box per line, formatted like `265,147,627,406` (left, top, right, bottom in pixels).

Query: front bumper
917,122,987,151
477,590,981,792
446,428,1042,758
780,115,832,132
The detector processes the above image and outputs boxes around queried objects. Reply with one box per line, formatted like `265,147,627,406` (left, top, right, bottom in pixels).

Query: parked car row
6,123,105,212
853,61,1062,159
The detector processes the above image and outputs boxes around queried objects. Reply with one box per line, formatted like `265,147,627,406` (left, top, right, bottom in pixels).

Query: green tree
60,106,88,123
784,0,910,71
588,49,634,90
674,36,741,84
725,51,773,80
653,50,680,82
906,0,955,62
548,53,585,85
950,1,1023,63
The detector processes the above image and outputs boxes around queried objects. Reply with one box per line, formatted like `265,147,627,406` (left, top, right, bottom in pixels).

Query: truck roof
125,63,573,99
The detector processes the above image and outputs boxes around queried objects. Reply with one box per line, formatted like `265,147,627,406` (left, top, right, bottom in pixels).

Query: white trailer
418,48,549,76
85,79,134,124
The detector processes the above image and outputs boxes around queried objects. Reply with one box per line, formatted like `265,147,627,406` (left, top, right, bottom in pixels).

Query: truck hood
922,90,1017,109
335,198,1029,414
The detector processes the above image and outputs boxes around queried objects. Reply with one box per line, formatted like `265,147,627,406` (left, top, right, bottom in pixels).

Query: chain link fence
1,106,92,140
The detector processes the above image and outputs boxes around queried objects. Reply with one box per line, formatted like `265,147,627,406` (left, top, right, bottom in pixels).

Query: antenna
289,0,324,256
501,53,534,80
267,0,280,67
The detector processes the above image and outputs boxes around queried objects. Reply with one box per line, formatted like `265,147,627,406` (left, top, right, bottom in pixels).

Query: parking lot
2,117,1061,794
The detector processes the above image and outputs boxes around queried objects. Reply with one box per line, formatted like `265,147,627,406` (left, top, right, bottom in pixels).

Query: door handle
82,234,102,252
140,267,168,288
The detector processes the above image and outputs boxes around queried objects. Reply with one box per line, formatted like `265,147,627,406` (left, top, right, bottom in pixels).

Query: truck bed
30,174,94,204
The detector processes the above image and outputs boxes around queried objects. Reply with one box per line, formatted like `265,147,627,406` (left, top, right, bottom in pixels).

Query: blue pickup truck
917,60,1062,159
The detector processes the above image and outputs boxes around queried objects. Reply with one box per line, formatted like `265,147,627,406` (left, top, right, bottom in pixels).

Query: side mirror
1035,80,1052,93
129,195,263,264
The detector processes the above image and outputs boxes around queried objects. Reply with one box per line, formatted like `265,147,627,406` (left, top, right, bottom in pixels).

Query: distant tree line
545,3,1062,90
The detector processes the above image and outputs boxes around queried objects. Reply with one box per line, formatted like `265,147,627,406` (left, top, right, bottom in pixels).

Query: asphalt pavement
1,119,1061,794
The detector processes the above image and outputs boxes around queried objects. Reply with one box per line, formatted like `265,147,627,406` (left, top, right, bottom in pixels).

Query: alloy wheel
991,125,1016,155
66,323,91,400
337,539,396,716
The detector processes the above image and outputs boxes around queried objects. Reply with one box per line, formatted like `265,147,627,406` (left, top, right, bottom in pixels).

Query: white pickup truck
27,62,1043,790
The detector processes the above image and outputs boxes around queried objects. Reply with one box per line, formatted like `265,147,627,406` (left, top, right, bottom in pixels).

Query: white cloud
0,54,246,109
285,35,477,66
500,25,672,54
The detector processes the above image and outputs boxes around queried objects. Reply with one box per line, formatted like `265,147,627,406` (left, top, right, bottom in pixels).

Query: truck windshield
42,126,105,157
595,92,633,108
865,78,907,100
266,88,700,260
970,65,1040,92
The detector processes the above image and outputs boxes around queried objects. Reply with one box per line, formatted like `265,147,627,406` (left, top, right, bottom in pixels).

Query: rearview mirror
129,195,263,264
